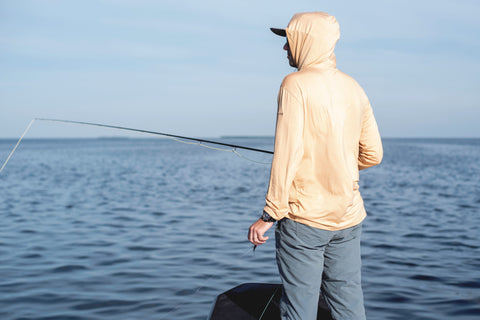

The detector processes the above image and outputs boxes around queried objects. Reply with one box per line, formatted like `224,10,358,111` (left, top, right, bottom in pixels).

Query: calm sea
0,137,479,320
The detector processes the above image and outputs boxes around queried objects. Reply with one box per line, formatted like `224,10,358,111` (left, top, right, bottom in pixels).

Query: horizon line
0,136,479,140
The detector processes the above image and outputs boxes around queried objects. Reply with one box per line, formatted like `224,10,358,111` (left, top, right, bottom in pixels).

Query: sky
1,0,479,139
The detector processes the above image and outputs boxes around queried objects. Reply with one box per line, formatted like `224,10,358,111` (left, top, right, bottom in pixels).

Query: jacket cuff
263,206,288,221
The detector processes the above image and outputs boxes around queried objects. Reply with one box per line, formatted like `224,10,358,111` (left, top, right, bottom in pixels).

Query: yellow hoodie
263,12,383,230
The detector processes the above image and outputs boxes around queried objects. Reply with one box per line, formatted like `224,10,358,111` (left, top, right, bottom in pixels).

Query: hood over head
284,12,340,70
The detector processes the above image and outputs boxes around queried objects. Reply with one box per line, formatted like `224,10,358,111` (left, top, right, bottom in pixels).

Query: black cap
270,28,286,37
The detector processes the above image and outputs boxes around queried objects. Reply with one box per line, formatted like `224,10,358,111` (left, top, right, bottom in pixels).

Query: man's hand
248,219,274,246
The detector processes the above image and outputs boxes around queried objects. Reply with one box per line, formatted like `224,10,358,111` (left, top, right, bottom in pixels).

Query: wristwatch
261,211,276,223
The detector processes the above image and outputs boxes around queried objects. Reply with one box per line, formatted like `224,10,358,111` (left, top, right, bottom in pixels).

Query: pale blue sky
1,0,479,138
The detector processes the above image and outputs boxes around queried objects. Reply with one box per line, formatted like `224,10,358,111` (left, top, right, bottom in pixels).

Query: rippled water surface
0,138,479,320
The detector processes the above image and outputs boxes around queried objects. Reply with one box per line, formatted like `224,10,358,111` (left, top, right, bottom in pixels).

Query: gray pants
275,218,365,320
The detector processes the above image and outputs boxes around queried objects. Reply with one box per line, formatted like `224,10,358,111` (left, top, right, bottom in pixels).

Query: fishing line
0,119,35,174
1,120,275,317
232,149,274,165
0,118,273,173
158,246,257,320
258,286,280,320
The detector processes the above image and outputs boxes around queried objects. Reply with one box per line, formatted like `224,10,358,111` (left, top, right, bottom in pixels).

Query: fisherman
248,12,383,320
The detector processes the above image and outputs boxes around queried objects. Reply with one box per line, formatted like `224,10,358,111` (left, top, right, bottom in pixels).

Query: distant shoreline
0,137,479,141
220,136,274,139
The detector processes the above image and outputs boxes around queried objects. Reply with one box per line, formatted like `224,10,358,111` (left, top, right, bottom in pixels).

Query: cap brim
270,28,286,37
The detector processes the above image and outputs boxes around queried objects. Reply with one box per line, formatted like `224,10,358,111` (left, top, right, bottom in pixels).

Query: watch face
262,212,274,222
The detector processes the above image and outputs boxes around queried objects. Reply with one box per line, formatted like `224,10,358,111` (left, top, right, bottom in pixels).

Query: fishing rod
0,118,273,173
36,118,274,154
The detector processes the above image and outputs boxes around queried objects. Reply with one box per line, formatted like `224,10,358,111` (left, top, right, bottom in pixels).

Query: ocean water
0,137,479,320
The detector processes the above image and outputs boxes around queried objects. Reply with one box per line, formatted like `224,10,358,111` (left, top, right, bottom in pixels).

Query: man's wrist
261,211,276,223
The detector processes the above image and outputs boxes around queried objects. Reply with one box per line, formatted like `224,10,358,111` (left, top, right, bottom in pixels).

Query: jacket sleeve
263,86,304,220
358,103,383,170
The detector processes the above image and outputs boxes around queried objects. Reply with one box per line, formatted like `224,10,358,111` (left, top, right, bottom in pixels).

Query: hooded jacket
263,12,383,230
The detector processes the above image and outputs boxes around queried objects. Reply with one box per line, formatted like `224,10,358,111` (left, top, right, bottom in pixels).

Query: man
248,12,383,320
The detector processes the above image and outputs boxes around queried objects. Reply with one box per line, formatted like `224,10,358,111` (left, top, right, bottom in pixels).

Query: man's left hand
248,219,274,246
